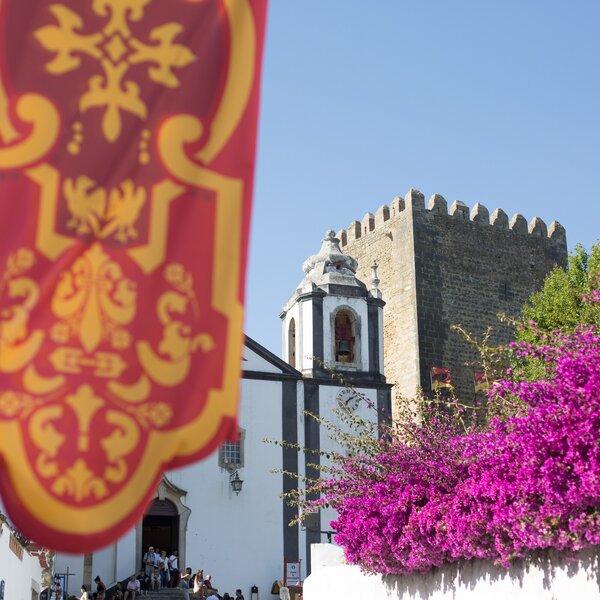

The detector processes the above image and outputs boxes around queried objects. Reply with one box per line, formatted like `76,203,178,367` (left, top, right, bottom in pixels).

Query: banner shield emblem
0,0,267,551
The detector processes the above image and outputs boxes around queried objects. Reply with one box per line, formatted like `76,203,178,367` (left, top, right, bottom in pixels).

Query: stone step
143,592,185,600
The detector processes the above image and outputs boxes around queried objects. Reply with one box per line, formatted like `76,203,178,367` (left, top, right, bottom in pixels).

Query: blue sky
245,1,600,353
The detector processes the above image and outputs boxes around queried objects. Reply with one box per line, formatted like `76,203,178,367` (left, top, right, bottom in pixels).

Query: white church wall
111,528,137,586
243,344,284,374
0,519,42,600
322,296,369,370
304,543,600,600
53,553,84,594
56,529,135,593
316,385,378,535
167,377,285,597
92,544,117,586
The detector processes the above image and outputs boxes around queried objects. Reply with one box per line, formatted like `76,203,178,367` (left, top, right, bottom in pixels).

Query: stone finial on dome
302,230,358,277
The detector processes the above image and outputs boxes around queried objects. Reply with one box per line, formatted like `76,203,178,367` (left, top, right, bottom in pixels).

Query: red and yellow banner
473,371,492,393
0,0,267,551
430,367,453,391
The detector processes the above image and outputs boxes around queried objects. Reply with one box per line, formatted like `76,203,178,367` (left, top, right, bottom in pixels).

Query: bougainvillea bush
303,323,600,575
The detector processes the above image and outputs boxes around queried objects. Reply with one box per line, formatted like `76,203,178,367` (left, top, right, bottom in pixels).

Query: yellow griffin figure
65,176,106,236
100,180,146,242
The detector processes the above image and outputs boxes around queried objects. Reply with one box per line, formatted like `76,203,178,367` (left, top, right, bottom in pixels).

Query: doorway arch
137,477,191,572
143,498,179,556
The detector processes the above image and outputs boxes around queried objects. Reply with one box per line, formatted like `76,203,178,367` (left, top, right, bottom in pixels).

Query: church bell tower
280,230,385,383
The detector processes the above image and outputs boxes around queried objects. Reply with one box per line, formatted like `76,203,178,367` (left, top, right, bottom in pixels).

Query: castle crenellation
336,188,566,248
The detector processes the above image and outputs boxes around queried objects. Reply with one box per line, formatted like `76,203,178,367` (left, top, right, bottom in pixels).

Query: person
222,594,232,600
168,550,179,588
136,569,148,596
158,550,170,589
113,582,124,600
124,575,140,600
80,586,90,600
235,590,244,600
203,575,215,593
179,567,192,600
94,576,106,600
150,567,161,592
143,546,156,579
205,591,219,600
193,570,204,596
278,581,289,600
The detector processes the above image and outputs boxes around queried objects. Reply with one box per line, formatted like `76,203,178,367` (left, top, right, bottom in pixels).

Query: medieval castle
336,188,568,405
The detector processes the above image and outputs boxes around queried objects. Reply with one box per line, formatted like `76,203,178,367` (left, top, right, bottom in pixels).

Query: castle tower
336,189,568,407
280,230,385,384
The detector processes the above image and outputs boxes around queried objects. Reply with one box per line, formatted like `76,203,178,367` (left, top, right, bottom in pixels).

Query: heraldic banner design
0,0,267,551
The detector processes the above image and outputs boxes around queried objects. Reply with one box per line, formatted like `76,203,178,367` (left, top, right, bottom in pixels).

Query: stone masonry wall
336,196,420,407
339,189,568,408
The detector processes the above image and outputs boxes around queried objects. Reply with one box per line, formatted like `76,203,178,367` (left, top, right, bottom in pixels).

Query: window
9,533,23,560
334,309,356,363
218,429,245,470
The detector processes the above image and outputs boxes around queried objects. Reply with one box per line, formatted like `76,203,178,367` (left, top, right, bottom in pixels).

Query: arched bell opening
334,309,357,364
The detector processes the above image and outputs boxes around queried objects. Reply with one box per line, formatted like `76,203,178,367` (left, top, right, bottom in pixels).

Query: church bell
337,339,351,356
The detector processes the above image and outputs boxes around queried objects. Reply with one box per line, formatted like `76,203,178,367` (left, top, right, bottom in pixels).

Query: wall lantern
230,470,243,495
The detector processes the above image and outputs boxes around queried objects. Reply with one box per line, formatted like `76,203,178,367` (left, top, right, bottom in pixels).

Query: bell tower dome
280,230,385,382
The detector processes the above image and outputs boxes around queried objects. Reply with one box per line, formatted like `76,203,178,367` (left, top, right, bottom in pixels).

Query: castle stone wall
339,189,567,406
337,194,421,407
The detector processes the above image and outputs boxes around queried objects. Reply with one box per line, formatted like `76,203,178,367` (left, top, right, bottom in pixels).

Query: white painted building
0,513,50,600
40,232,391,598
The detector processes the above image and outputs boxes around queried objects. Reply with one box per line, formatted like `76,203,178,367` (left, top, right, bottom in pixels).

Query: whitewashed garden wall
304,543,600,600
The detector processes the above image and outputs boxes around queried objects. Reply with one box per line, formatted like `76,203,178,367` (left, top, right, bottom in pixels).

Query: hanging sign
285,561,301,586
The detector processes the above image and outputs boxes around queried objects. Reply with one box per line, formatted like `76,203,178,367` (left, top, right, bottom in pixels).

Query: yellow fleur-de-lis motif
51,243,137,353
34,1,196,143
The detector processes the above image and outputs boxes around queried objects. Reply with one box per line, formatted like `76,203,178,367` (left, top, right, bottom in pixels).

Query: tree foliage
519,241,600,341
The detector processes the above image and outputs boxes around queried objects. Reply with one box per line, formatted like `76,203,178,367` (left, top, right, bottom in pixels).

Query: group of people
141,546,244,600
142,547,180,590
178,567,244,600
78,548,247,600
